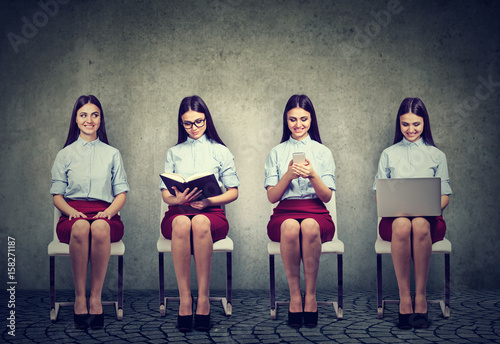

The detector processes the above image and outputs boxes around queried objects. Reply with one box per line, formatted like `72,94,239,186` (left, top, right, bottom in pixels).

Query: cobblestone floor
2,289,500,343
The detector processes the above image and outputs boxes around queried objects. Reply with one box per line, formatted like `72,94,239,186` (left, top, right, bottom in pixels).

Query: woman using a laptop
373,97,452,329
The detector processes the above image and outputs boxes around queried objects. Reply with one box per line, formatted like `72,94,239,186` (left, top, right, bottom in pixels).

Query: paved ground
2,289,500,344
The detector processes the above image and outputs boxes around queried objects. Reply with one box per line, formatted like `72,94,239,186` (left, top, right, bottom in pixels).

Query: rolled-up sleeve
264,150,279,189
319,149,336,191
218,147,240,188
50,150,68,195
160,149,176,190
436,153,452,195
373,151,390,191
111,151,130,196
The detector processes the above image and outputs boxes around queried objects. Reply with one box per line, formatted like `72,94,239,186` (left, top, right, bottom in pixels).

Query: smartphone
293,152,306,164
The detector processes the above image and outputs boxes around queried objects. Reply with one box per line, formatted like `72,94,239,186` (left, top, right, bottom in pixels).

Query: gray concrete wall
1,0,499,294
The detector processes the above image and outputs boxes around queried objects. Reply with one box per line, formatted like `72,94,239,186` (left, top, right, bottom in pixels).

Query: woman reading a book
264,94,336,328
373,97,452,329
50,95,129,330
160,95,239,332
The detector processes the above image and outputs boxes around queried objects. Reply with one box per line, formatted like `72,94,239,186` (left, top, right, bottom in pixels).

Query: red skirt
56,200,124,244
161,204,229,243
267,198,335,243
379,216,446,243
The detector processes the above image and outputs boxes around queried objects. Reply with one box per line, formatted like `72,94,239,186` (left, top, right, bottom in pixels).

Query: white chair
375,217,451,318
268,192,344,320
48,207,125,321
157,200,233,316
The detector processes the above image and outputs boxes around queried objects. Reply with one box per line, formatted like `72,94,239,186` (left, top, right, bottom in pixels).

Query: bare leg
391,217,413,314
89,220,111,315
69,220,91,315
280,219,303,313
412,217,432,314
171,215,193,316
191,215,213,315
301,219,321,313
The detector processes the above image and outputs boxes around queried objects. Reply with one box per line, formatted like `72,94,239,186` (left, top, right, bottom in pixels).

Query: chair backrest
53,207,61,241
326,191,339,240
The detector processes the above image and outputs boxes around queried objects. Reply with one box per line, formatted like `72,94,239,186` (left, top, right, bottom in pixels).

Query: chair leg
443,253,450,318
337,254,343,319
377,254,384,318
226,251,232,315
49,256,57,321
159,252,165,316
116,255,124,320
269,254,276,319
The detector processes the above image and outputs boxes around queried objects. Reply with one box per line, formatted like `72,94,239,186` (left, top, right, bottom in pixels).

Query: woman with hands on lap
160,95,239,332
50,95,129,330
264,94,336,328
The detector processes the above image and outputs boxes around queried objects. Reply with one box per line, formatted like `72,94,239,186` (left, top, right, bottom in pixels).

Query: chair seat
157,235,233,253
375,237,451,255
48,239,125,256
267,238,344,255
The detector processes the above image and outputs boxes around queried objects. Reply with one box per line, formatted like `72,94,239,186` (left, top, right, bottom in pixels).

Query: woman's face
76,103,101,142
181,110,206,140
400,112,423,143
287,107,311,141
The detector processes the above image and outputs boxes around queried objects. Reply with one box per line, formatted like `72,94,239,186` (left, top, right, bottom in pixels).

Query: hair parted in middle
280,94,322,144
393,97,436,147
176,95,225,146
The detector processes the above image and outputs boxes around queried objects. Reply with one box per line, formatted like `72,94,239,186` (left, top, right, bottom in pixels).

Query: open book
160,172,222,200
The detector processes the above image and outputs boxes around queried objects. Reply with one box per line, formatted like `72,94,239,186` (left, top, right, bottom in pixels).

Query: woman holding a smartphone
264,94,336,328
373,97,452,329
160,95,239,332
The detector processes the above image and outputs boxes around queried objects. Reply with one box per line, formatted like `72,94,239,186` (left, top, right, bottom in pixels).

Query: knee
71,220,90,243
191,215,211,240
392,217,411,241
280,219,300,243
412,217,431,241
301,219,320,243
171,216,192,240
90,220,110,244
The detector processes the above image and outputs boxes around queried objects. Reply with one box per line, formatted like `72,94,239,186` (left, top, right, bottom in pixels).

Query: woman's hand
93,211,113,220
292,158,317,179
189,198,211,210
68,211,87,221
172,186,203,205
285,159,300,180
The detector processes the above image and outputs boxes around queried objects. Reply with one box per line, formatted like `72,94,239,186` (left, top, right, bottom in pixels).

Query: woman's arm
53,194,87,220
441,195,450,212
94,192,127,219
292,159,332,203
266,160,297,204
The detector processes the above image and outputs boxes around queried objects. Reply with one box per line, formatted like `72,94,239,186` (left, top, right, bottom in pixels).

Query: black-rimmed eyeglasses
182,118,206,129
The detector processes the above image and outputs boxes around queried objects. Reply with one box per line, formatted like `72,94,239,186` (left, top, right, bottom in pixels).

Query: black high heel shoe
303,311,318,327
398,312,413,330
288,311,303,328
89,313,104,330
74,313,89,329
177,314,193,332
412,312,429,329
194,313,210,331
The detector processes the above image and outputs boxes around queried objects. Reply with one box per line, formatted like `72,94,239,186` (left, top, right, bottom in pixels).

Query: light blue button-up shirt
264,135,336,201
373,138,452,195
160,135,240,191
50,137,130,203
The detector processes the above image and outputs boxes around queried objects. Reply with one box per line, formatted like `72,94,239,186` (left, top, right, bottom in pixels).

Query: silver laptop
376,178,441,217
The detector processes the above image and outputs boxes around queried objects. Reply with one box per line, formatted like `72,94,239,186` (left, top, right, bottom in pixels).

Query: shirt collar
402,137,423,147
77,136,100,146
187,134,208,145
289,134,311,145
